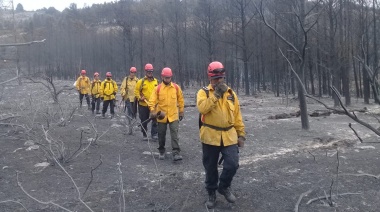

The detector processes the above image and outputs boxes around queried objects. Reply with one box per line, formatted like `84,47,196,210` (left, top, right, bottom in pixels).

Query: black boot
217,187,236,203
206,190,216,209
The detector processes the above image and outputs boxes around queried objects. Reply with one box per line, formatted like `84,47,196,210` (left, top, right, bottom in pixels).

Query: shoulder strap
157,84,162,94
202,86,209,98
140,78,145,93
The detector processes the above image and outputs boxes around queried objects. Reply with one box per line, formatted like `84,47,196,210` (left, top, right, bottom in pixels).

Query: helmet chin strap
163,80,170,85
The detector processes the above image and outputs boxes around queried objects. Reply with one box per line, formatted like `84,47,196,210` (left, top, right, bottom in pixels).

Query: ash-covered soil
1,81,380,212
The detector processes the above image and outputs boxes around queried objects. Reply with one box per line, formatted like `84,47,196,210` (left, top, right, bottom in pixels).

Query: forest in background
0,0,379,103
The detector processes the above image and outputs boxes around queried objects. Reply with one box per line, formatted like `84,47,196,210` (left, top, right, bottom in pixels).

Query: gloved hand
77,90,81,94
157,111,166,120
150,112,157,119
139,96,146,101
238,136,246,147
101,97,104,101
179,112,184,121
214,83,228,99
113,92,117,95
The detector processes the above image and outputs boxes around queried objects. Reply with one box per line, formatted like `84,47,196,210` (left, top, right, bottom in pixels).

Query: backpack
198,86,235,129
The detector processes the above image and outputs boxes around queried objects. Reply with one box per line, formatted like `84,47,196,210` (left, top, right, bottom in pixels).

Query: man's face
129,72,136,78
146,70,153,78
94,75,99,80
162,76,172,84
210,77,224,87
81,73,86,77
107,77,111,80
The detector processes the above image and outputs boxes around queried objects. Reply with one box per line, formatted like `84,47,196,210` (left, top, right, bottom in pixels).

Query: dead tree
255,0,324,130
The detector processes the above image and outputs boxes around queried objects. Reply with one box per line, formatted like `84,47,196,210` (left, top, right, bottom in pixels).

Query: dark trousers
157,121,180,154
91,96,101,112
102,99,115,115
124,100,134,118
79,93,90,107
138,105,157,137
202,143,239,192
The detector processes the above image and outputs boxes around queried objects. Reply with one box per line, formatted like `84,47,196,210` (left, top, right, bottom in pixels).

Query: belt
202,123,233,131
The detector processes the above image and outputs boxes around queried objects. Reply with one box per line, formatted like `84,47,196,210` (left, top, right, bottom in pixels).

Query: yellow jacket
120,76,138,102
197,84,245,146
148,82,185,123
134,77,159,107
75,76,91,94
100,79,118,100
90,79,102,98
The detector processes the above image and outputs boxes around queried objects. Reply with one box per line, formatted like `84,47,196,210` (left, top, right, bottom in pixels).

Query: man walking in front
148,67,185,161
134,63,159,141
100,72,118,118
196,61,246,209
75,69,91,109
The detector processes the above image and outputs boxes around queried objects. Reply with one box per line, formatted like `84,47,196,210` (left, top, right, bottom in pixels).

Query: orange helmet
144,63,154,71
130,67,137,73
94,72,99,77
81,69,86,74
207,61,225,79
161,67,173,77
106,72,112,77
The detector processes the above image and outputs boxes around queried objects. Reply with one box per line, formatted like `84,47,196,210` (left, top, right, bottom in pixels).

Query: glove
214,83,228,99
101,97,104,101
179,112,184,121
77,90,81,94
238,136,246,147
157,111,166,120
150,112,157,119
113,92,117,95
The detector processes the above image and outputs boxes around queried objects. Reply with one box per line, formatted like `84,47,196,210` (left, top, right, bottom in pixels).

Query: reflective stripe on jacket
148,82,185,123
120,76,138,102
75,76,91,94
91,79,102,98
196,84,245,146
100,79,118,100
134,77,158,106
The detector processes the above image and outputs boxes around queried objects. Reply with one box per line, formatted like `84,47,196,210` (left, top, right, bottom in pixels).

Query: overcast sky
13,0,114,11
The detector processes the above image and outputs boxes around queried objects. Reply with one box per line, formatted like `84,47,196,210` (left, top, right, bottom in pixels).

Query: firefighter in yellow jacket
100,72,118,118
90,72,102,114
120,67,138,118
134,63,159,141
75,69,91,109
148,67,185,161
197,61,246,209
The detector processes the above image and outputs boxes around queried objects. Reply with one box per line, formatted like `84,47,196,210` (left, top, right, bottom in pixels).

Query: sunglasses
146,70,154,73
210,68,225,74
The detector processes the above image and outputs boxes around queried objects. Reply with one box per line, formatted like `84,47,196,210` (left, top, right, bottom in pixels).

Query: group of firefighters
75,61,246,209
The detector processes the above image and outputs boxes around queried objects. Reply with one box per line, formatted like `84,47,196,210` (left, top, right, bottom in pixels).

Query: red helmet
130,67,137,73
145,63,154,71
207,61,225,79
161,67,173,77
106,72,112,77
94,72,99,77
81,69,86,74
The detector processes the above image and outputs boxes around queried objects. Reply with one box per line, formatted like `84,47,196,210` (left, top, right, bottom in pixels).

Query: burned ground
1,81,380,212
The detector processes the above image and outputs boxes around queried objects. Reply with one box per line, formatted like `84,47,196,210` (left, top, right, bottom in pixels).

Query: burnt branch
349,123,363,143
294,189,313,212
83,155,103,197
331,86,380,137
0,39,46,47
306,192,362,205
